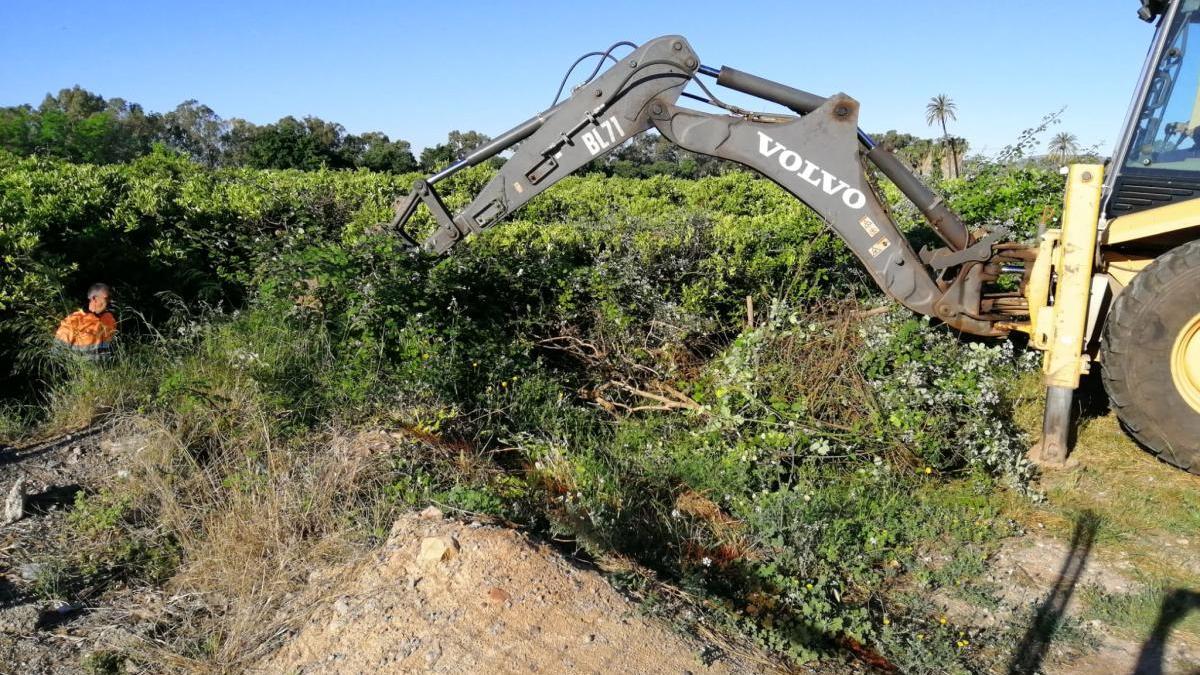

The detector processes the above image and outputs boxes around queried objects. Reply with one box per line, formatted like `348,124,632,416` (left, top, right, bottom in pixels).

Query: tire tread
1101,238,1200,473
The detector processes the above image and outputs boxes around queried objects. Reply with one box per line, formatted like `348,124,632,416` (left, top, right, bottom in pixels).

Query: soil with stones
934,535,1199,674
256,510,766,674
6,423,1198,674
0,425,778,675
0,423,165,675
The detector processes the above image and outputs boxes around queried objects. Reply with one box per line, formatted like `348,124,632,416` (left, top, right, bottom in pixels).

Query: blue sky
0,0,1154,157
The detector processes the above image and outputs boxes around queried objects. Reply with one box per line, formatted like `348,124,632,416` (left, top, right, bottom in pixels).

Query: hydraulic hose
700,65,972,250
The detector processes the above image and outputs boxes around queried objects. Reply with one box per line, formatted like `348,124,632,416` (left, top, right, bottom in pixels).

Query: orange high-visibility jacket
54,310,116,353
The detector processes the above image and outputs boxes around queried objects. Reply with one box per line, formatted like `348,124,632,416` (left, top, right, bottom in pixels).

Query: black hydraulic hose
550,41,638,108
534,59,694,159
431,42,639,185
549,52,618,108
575,41,639,88
604,58,693,110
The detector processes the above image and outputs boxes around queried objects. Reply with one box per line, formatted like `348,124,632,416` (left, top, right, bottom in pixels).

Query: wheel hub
1172,311,1200,415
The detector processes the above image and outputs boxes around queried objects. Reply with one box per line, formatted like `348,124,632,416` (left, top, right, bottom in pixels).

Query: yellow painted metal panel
1103,252,1155,290
1043,165,1104,389
1021,230,1060,348
1105,198,1200,245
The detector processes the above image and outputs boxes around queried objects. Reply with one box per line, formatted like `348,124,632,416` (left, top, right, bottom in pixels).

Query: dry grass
98,411,403,672
760,305,879,429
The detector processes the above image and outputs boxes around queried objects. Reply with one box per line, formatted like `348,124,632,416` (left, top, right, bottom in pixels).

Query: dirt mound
257,511,751,674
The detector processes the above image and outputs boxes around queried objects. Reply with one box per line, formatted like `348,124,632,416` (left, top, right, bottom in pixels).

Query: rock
425,641,442,666
41,601,82,624
486,587,511,603
0,604,39,633
417,536,459,566
18,562,43,581
2,477,26,525
419,506,444,520
332,597,351,616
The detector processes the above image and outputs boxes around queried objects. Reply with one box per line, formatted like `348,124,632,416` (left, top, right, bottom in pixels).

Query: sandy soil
256,511,763,675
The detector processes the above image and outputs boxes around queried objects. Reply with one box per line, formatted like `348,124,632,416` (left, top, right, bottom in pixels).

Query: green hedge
0,149,1063,400
0,151,871,397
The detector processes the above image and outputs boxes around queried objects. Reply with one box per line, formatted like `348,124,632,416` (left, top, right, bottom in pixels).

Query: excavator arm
386,35,1030,337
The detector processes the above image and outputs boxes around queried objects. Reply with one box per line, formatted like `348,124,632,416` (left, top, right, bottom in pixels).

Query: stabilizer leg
1034,385,1074,465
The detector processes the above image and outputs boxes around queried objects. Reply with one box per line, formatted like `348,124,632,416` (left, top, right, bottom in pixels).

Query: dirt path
257,511,766,674
0,423,150,674
991,535,1196,674
931,411,1200,675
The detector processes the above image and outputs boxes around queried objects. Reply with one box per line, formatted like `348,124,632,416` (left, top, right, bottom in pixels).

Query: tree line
0,86,502,174
0,86,741,178
3,85,997,179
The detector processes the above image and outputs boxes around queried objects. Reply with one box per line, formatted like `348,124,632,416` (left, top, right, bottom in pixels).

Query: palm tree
1047,132,1079,165
925,94,959,178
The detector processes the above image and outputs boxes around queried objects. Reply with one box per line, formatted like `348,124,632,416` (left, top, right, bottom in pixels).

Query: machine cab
1110,0,1200,216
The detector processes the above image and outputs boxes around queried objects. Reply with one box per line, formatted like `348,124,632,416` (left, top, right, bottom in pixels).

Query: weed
1083,584,1200,640
81,650,125,675
30,558,70,603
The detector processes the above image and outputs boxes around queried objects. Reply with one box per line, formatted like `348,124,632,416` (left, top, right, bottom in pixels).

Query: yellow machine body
1018,163,1200,462
1022,165,1105,390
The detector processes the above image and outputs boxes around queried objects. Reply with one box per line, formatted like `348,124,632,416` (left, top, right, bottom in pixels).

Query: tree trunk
939,120,957,179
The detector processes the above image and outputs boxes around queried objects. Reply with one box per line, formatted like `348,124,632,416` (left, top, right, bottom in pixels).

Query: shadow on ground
1008,510,1100,675
26,483,82,516
1134,589,1200,675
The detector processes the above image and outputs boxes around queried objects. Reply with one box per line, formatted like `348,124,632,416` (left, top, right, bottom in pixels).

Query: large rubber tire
1102,238,1200,472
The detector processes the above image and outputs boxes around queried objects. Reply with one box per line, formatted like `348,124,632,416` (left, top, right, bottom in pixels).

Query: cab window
1127,1,1200,172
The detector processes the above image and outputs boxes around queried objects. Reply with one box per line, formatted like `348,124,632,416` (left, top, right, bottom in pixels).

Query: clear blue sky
0,0,1154,157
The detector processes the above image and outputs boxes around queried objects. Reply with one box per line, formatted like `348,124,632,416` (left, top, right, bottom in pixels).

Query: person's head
87,283,111,314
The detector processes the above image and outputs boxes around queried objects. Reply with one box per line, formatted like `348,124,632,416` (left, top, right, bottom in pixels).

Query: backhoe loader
385,0,1200,472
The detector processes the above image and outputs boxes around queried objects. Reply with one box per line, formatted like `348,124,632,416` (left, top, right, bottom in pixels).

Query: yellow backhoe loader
385,0,1200,472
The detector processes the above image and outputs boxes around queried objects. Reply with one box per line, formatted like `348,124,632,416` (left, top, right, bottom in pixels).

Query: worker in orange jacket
54,283,117,357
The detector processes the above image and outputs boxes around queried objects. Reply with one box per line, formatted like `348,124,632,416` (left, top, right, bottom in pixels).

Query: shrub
942,165,1065,240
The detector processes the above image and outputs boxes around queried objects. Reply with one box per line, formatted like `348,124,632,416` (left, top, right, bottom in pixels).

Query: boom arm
385,35,1028,336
